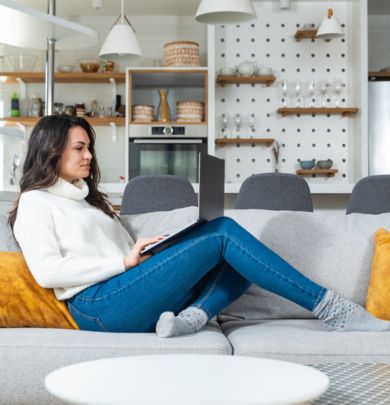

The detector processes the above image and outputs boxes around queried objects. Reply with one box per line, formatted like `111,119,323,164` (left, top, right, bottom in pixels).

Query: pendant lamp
316,4,344,39
99,0,142,61
195,0,256,25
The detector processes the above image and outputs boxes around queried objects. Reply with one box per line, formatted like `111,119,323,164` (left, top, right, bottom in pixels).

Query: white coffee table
45,354,329,405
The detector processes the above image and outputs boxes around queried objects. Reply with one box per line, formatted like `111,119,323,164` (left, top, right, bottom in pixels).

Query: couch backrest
0,214,21,252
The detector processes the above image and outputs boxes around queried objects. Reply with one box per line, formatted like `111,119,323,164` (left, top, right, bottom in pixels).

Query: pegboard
214,0,360,187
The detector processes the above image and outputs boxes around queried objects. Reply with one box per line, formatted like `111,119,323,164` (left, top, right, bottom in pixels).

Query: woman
9,115,390,336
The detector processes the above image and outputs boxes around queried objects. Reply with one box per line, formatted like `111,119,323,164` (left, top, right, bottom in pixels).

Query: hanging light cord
110,0,137,33
327,0,333,18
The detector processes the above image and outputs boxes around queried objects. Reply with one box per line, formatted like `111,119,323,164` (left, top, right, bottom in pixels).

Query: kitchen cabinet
126,67,209,184
126,68,208,125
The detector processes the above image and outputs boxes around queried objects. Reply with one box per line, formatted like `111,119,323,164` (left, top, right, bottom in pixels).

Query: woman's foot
313,290,390,331
156,307,208,338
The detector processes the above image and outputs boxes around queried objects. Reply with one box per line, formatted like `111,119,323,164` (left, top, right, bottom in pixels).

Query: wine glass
226,114,236,138
248,114,256,134
294,80,302,107
332,79,343,107
299,81,309,108
235,114,242,138
308,80,317,108
279,80,288,108
319,80,329,107
220,114,228,138
240,114,250,137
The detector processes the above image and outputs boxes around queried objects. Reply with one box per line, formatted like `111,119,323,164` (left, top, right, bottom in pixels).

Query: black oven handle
133,139,203,144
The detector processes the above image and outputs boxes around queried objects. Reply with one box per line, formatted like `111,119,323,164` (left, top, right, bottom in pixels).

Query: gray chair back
346,175,390,214
234,173,313,211
120,175,197,215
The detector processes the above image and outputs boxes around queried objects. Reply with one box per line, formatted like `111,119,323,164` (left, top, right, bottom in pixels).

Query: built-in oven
128,124,208,183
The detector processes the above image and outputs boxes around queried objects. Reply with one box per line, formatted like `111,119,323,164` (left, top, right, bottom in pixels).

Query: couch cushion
0,322,231,405
0,213,20,252
221,319,390,364
220,210,390,322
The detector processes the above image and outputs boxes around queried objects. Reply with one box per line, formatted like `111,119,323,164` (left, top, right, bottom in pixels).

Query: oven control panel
129,124,208,138
151,126,185,136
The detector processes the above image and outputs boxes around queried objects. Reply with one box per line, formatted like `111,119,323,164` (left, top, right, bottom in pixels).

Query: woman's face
59,126,93,183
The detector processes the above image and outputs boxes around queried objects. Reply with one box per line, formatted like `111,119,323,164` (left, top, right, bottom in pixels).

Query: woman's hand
123,236,166,269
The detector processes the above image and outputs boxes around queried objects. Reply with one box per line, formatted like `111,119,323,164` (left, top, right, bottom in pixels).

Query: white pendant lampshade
195,0,256,25
99,0,142,61
316,7,344,39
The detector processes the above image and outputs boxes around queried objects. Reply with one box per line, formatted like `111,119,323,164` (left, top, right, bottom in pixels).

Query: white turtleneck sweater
14,178,135,300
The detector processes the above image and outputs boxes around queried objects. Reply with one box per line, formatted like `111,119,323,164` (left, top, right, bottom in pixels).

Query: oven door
129,138,207,183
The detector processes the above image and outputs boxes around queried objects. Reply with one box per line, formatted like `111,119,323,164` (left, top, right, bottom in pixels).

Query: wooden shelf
296,169,338,177
129,121,207,125
277,107,359,117
217,75,276,87
294,29,318,42
215,137,275,146
0,116,125,126
0,72,125,83
369,71,390,79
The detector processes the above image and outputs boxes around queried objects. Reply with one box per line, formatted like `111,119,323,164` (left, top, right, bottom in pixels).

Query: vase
157,89,170,122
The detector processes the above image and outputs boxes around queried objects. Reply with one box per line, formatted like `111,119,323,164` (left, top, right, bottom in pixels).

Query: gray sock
156,307,209,338
313,290,390,332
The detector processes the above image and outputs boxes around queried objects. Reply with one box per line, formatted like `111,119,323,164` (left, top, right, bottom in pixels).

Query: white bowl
57,65,74,73
258,67,272,76
220,68,236,76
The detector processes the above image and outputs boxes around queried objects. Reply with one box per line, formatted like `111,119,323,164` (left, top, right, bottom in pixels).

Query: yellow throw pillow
0,252,78,329
366,228,390,320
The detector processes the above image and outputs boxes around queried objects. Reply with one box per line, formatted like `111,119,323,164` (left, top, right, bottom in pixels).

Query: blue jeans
67,217,327,332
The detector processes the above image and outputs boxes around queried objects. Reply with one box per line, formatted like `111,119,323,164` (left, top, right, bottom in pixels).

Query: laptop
140,153,225,255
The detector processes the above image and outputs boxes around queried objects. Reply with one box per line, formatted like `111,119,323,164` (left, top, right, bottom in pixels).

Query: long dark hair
8,115,118,231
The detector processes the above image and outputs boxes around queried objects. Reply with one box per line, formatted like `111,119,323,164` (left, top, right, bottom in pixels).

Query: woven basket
176,100,204,122
163,41,200,67
132,104,154,122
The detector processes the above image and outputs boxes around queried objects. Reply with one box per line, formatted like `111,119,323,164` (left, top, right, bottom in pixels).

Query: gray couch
1,207,390,405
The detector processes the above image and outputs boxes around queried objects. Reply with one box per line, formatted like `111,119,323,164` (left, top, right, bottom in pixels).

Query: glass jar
75,103,86,117
30,97,43,117
53,102,64,115
64,105,75,116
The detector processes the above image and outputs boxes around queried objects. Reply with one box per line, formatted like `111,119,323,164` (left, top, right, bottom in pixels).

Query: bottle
115,95,122,117
157,89,170,122
10,93,20,117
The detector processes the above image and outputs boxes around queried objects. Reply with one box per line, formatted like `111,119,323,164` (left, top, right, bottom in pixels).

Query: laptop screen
198,153,225,221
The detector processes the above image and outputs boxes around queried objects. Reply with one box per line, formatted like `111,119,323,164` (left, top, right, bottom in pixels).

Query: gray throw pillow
0,214,20,252
120,206,199,240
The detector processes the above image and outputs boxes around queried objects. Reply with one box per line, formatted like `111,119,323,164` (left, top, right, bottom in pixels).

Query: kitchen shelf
0,72,125,83
215,138,275,146
296,169,338,177
129,121,207,125
217,75,276,87
368,71,390,79
294,29,318,42
0,116,125,126
277,107,359,117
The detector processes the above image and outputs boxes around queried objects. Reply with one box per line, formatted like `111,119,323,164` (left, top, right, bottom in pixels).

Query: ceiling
12,0,200,16
368,0,390,15
11,0,390,17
